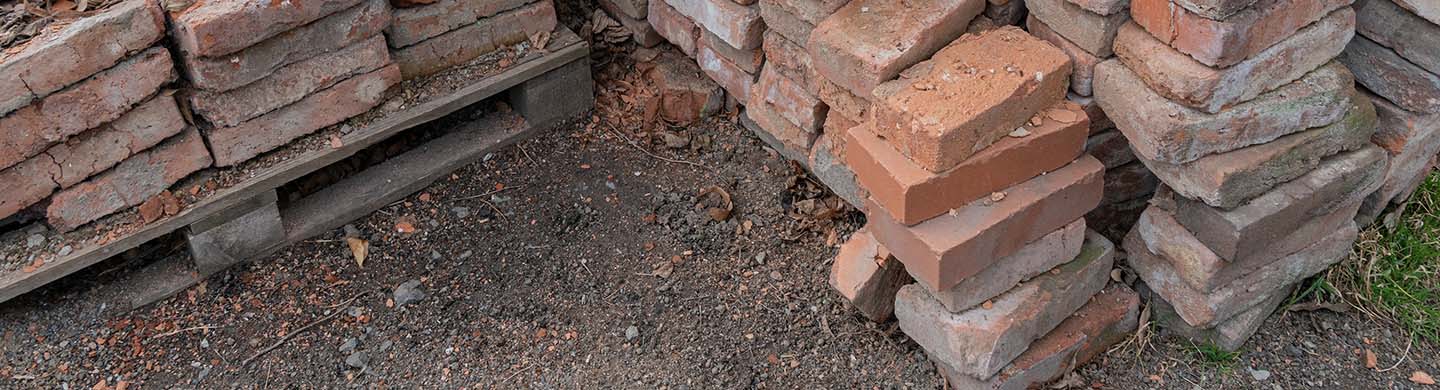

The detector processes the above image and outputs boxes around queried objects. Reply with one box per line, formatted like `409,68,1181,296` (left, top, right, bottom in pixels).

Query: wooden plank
280,112,538,243
0,33,588,303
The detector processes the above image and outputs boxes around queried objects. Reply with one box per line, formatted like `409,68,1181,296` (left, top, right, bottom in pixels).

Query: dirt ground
0,5,1437,388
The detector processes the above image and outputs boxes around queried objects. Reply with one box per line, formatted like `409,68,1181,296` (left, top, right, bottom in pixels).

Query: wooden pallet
0,27,593,306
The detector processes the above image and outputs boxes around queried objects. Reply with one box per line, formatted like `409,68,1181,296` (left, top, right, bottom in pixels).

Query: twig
150,325,219,340
1377,335,1414,373
606,124,708,170
453,185,522,201
241,293,366,367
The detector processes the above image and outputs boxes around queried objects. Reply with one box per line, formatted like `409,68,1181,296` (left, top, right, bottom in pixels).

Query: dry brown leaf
1364,349,1377,369
345,237,368,268
1413,371,1436,385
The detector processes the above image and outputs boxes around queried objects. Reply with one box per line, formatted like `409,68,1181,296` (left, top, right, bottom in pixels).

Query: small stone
1008,128,1031,138
340,338,359,353
625,325,640,340
1249,368,1271,382
25,234,44,248
392,279,426,307
345,351,368,369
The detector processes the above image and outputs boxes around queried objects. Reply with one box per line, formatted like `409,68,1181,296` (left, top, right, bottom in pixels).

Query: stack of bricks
173,0,401,168
818,0,1140,381
0,0,210,232
387,0,558,79
1340,0,1440,226
1097,0,1378,350
1025,0,1159,241
600,0,664,47
647,0,766,103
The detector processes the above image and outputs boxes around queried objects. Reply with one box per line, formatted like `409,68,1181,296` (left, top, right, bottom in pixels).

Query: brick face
1026,0,1129,58
206,65,401,167
47,128,213,232
0,47,175,172
393,1,557,79
1130,0,1350,68
1340,35,1440,115
386,0,535,48
170,0,367,58
828,229,912,322
1027,15,1102,97
190,35,392,127
756,66,826,131
808,0,985,100
0,0,165,117
649,0,701,56
666,0,766,50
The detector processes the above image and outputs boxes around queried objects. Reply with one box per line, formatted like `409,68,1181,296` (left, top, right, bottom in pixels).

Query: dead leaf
345,237,368,268
697,186,734,222
1412,371,1435,385
1364,349,1377,369
529,30,552,50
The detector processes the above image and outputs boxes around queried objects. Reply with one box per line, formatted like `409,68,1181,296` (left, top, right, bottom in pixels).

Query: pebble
451,207,471,219
345,351,368,369
393,280,427,307
25,234,44,248
340,338,359,353
625,326,639,341
1248,367,1271,382
57,246,72,257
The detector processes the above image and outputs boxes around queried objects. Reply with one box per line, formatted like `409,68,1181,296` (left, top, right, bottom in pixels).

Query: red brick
807,0,985,100
1026,0,1129,57
922,219,1086,313
1341,33,1440,115
601,0,648,19
171,0,366,58
649,52,726,124
666,0,765,50
762,32,824,95
756,66,827,131
849,101,1088,225
1027,14,1102,97
773,0,848,23
387,0,534,48
206,65,401,167
649,0,701,56
0,47,174,171
1166,146,1386,264
700,31,764,74
1116,10,1355,114
1145,95,1376,208
601,1,665,47
181,0,391,92
829,229,913,322
1172,0,1262,20
1394,0,1440,25
1369,91,1440,201
0,0,165,117
46,128,212,232
1085,130,1136,169
868,156,1104,291
896,230,1113,379
938,285,1139,389
744,89,816,162
696,38,757,101
1360,155,1437,225
1145,282,1290,351
759,0,816,44
817,79,870,120
1066,0,1130,15
1131,0,1350,68
1125,220,1356,327
1136,201,1360,293
1094,60,1354,164
392,1,557,79
871,27,1072,172
190,35,391,128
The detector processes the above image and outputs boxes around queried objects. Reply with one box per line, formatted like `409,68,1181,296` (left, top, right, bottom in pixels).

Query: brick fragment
392,1,557,79
696,38,757,101
1131,0,1350,68
1085,130,1136,169
387,0,534,48
896,230,1113,379
1144,282,1290,351
1027,15,1102,97
849,101,1088,225
756,66,827,131
0,0,165,117
648,52,725,124
1166,146,1386,265
807,0,985,100
922,219,1086,313
649,0,700,55
762,32,823,95
182,0,391,92
1103,161,1158,204
1145,95,1376,209
1172,0,1261,20
1125,221,1355,328
867,156,1103,291
1026,0,1129,58
666,0,765,50
817,79,870,120
744,91,816,163
1116,11,1355,114
1360,92,1440,215
190,35,391,128
1094,60,1354,164
0,47,175,171
1359,155,1436,226
701,31,764,75
46,128,212,232
1357,0,1440,76
937,285,1139,389
206,65,401,167
1340,32,1440,114
171,0,366,58
829,229,912,321
871,27,1073,172
1137,201,1360,293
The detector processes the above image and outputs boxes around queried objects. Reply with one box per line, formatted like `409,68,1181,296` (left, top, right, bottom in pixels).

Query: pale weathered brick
648,52,725,124
206,65,401,167
171,0,367,57
1130,0,1351,68
762,31,823,95
386,0,534,48
744,89,815,162
808,0,985,100
1066,0,1130,15
759,0,815,44
601,0,648,19
1027,0,1129,57
921,219,1086,313
0,0,165,117
817,79,870,120
1172,0,1261,20
47,128,212,232
696,38,757,101
181,0,392,92
649,0,700,55
756,66,827,131
1341,35,1440,114
393,1,557,79
700,30,764,74
1094,60,1354,164
1357,0,1440,76
190,35,391,127
666,0,765,50
0,47,175,171
809,124,866,208
1144,282,1290,351
871,27,1072,172
1027,14,1102,97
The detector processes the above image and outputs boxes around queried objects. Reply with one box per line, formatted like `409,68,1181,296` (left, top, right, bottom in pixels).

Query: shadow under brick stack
174,0,400,168
815,1,1139,381
1340,0,1440,226
0,0,209,232
387,0,558,79
1096,0,1376,351
1025,0,1158,242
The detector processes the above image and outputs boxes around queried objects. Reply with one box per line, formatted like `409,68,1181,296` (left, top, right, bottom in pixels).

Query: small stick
241,293,365,367
150,325,219,340
606,124,708,170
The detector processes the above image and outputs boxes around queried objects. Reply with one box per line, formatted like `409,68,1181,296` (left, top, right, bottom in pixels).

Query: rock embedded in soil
393,279,426,307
